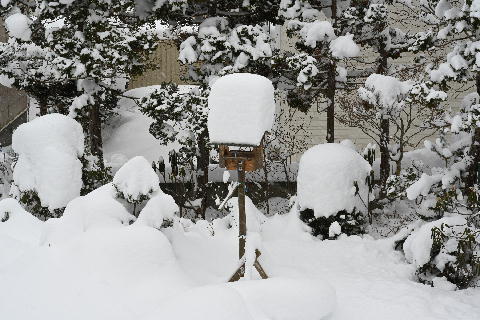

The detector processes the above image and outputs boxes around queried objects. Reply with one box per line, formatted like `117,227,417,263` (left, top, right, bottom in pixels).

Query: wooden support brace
253,249,268,280
228,250,268,282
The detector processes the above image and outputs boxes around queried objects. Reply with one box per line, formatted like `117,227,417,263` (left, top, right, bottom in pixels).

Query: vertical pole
237,160,246,265
326,0,338,143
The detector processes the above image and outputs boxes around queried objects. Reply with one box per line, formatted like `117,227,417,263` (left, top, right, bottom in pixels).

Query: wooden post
237,160,246,268
228,155,268,282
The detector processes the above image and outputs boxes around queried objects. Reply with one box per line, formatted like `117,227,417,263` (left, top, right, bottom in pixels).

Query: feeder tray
219,145,263,172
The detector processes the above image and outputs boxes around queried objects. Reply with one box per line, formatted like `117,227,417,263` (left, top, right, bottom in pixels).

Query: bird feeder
218,142,264,172
207,73,275,281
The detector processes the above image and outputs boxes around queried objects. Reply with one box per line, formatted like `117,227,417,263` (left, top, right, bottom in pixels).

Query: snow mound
262,207,312,242
403,216,467,268
42,184,134,245
135,191,178,229
208,73,275,146
0,198,42,244
156,278,336,320
0,223,189,320
113,156,159,201
65,225,177,283
297,143,371,218
12,114,84,210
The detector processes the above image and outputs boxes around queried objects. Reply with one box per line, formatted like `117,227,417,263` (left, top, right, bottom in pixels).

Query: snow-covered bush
11,114,84,219
135,192,179,229
403,217,480,289
300,208,364,239
297,143,372,238
113,156,160,216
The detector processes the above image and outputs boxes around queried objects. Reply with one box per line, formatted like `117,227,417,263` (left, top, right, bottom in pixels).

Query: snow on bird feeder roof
208,73,275,146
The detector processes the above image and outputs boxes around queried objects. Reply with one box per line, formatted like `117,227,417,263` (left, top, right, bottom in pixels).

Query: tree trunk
377,48,390,197
465,72,480,195
89,103,104,168
326,61,336,143
36,94,48,116
326,0,337,143
262,150,270,216
379,118,390,195
39,104,48,116
197,132,209,219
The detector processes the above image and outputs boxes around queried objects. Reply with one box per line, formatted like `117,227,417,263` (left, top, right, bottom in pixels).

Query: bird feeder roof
207,73,275,147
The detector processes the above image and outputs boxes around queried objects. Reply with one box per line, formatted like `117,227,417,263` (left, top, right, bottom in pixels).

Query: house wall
0,108,28,146
0,20,29,146
129,40,188,88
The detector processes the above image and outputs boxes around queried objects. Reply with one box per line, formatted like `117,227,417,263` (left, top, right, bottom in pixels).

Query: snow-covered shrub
300,208,364,239
135,192,179,229
403,217,480,289
11,114,84,219
113,156,160,216
297,143,372,238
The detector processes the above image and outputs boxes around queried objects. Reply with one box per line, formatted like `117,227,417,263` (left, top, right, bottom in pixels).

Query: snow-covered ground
1,201,479,320
3,85,478,320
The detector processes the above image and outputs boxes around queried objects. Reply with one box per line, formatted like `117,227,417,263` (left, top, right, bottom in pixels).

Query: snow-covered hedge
11,114,84,218
297,143,371,217
296,144,372,239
